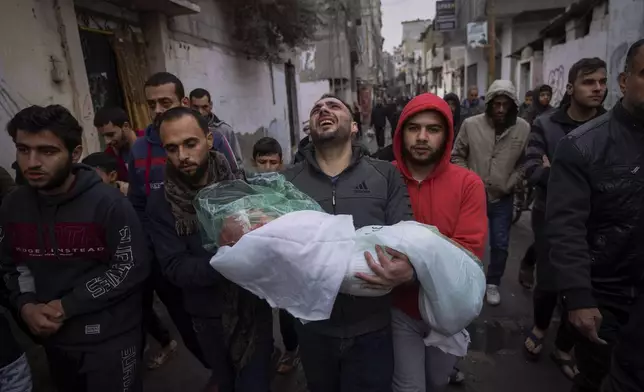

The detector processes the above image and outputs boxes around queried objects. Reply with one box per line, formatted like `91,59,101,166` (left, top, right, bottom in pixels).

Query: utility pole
487,0,496,87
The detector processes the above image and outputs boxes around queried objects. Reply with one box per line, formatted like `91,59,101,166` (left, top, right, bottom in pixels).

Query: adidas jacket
283,143,413,338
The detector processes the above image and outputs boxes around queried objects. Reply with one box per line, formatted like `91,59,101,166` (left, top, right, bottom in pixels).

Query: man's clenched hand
20,303,64,336
569,308,606,345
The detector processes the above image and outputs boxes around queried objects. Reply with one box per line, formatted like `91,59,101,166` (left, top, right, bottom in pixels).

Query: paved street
15,212,573,392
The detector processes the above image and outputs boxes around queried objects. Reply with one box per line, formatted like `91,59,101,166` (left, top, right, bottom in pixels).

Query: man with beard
189,88,243,174
94,107,142,181
602,42,644,392
391,93,487,392
452,80,530,306
127,72,209,368
146,107,273,392
0,105,149,391
461,86,485,120
283,94,414,392
522,58,607,380
547,41,644,392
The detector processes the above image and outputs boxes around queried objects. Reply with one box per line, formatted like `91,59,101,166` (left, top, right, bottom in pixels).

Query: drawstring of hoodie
34,194,62,260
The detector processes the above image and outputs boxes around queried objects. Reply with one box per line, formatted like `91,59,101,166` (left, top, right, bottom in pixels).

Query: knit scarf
164,150,230,236
164,150,260,371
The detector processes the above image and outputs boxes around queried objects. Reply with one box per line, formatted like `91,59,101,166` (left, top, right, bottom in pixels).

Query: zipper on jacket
332,184,337,214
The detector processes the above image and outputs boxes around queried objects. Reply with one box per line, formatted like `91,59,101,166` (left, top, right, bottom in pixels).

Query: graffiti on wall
543,31,608,108
546,65,566,107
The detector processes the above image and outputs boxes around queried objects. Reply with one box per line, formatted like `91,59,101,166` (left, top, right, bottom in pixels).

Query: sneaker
276,347,300,375
486,284,501,306
147,340,178,370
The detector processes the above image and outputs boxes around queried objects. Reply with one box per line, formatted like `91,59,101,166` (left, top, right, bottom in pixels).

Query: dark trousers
531,207,574,351
602,294,644,392
374,125,386,148
521,243,536,268
192,316,274,392
533,289,575,352
46,327,142,392
296,323,394,392
486,194,513,286
142,267,171,348
571,301,631,392
279,309,299,352
153,264,208,368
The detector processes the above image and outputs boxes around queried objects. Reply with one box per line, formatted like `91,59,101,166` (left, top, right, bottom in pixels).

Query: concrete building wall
0,0,96,174
501,24,513,82
297,80,329,138
541,2,610,106
465,48,488,95
606,0,644,107
543,32,608,106
164,0,294,163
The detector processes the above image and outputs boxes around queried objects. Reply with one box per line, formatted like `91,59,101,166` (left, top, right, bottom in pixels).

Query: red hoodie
392,93,488,320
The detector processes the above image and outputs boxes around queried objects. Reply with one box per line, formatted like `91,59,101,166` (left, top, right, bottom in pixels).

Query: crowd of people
0,39,643,392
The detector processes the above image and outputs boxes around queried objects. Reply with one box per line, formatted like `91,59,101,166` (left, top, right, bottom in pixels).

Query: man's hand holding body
357,245,414,288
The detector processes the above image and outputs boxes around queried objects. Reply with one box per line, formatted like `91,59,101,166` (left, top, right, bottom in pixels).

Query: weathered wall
543,32,608,106
297,80,329,138
465,48,488,95
166,0,293,163
541,3,609,106
606,0,644,107
0,0,96,174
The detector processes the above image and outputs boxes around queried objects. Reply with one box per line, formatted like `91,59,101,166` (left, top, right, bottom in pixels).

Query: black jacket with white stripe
283,143,412,338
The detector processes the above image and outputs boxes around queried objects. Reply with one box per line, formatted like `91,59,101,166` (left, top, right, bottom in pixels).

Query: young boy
82,152,128,196
252,137,284,173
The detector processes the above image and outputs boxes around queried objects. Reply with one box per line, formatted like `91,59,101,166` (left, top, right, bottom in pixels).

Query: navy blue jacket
145,189,224,318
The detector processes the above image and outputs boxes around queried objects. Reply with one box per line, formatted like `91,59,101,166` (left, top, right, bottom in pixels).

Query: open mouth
318,116,336,127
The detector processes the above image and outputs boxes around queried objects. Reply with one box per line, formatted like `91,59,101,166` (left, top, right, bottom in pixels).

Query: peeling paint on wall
236,118,290,166
0,76,30,174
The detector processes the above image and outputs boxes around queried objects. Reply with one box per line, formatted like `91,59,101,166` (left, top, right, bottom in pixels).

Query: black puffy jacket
546,101,644,310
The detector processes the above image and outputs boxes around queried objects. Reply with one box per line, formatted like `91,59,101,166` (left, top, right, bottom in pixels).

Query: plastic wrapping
194,173,323,250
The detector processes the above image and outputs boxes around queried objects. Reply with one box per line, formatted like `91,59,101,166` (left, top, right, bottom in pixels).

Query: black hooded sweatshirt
0,165,149,346
443,93,462,135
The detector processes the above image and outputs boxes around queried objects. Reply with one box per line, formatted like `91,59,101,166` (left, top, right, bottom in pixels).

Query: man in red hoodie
391,93,488,392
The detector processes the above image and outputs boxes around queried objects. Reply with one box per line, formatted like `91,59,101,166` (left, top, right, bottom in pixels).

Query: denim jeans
296,323,394,392
485,194,514,286
0,353,32,392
